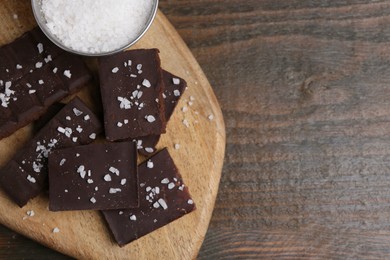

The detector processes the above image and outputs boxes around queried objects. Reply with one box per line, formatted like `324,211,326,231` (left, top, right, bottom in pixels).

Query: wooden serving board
0,2,225,259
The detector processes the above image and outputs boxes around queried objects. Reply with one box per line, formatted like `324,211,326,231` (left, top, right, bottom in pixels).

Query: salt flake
109,188,122,194
173,90,181,97
77,165,86,179
109,167,120,176
37,43,44,54
63,70,72,78
59,159,66,166
27,175,36,183
144,147,154,153
168,183,175,190
183,119,190,128
161,178,169,184
158,198,168,210
104,174,112,182
146,115,155,123
117,96,131,109
147,160,154,169
142,79,151,88
172,78,180,85
73,108,83,116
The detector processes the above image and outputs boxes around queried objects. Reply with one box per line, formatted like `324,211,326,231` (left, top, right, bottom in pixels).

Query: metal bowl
31,0,159,57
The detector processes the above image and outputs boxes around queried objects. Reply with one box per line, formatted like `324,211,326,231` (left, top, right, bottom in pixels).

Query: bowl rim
31,0,159,57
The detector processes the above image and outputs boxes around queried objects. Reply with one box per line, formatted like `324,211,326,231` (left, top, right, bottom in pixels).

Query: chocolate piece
0,27,91,140
0,97,102,207
102,148,196,246
48,142,138,211
136,70,187,155
98,49,165,141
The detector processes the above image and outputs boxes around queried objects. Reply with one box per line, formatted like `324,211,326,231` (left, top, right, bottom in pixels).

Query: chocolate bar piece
0,27,91,140
102,149,195,246
48,142,138,211
98,49,165,141
0,97,102,207
136,70,187,155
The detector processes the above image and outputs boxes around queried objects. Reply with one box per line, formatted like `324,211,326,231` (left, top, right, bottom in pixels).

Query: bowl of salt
31,0,159,56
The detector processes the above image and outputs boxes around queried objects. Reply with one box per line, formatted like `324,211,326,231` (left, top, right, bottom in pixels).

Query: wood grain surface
2,0,390,259
0,1,225,259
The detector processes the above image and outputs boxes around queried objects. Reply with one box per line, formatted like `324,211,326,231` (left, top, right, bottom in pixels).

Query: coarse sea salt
41,0,154,54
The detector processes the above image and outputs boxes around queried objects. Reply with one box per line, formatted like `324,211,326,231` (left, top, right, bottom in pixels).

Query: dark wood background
2,0,390,259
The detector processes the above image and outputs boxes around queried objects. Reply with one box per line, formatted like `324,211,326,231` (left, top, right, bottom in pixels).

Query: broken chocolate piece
136,70,187,155
98,49,165,141
48,141,138,211
0,27,91,140
102,148,195,246
0,97,102,207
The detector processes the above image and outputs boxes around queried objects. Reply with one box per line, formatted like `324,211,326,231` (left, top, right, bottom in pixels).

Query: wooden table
1,0,390,259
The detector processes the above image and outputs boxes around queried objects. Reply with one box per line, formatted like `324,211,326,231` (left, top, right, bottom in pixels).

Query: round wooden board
0,2,226,259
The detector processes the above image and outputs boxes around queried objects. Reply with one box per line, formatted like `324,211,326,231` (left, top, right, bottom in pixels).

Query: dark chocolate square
48,142,138,211
0,97,102,207
98,49,166,141
102,148,196,246
136,70,187,155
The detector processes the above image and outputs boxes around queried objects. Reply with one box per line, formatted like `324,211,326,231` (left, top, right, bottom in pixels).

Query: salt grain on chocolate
37,43,44,53
63,70,72,78
173,90,181,97
146,115,156,123
104,174,112,182
144,147,154,153
172,78,180,85
142,79,151,88
147,160,154,169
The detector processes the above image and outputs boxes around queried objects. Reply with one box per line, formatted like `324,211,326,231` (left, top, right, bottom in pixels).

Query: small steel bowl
31,0,159,57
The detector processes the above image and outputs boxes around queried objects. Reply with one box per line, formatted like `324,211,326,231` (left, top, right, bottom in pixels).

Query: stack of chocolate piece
0,29,195,246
